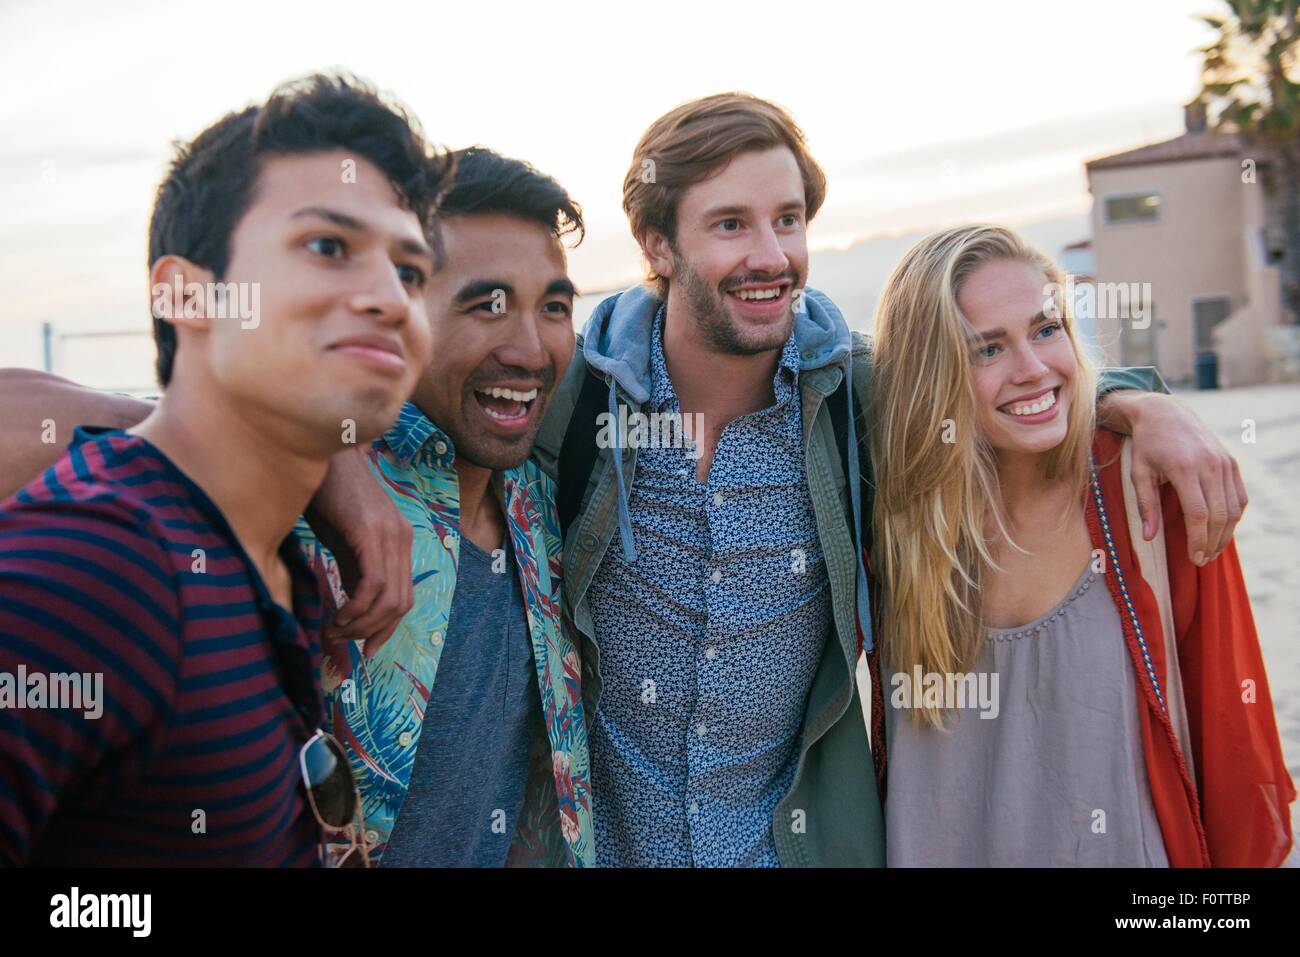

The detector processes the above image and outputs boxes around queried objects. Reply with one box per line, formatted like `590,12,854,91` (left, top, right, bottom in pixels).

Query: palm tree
1195,0,1299,323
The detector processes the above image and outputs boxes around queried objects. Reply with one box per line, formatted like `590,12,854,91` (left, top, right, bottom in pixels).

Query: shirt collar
772,321,801,406
381,402,456,469
649,304,677,411
649,304,801,412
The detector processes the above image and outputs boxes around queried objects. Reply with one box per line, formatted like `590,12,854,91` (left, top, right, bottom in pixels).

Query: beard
444,415,540,472
670,249,797,356
445,362,556,473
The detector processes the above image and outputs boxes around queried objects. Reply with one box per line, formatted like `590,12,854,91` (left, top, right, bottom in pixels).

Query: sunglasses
299,728,370,868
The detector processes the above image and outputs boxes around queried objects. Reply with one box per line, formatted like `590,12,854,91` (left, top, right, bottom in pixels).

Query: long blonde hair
870,224,1098,727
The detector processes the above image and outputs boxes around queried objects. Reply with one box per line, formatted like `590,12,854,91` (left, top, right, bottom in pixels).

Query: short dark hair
437,146,583,244
147,72,451,386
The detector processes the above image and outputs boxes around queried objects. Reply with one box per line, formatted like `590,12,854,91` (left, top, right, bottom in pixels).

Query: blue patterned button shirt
587,306,833,866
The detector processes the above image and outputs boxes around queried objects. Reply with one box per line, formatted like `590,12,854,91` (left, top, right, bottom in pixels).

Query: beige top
883,562,1170,867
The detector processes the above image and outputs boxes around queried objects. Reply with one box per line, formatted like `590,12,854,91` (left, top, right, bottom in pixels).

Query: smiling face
649,147,809,355
412,212,576,471
162,149,434,455
958,257,1078,457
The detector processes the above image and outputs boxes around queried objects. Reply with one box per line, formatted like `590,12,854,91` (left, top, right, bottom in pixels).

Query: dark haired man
303,146,592,867
0,73,441,865
0,147,593,868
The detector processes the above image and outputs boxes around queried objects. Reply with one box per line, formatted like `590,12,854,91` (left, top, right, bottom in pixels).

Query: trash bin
1194,351,1218,390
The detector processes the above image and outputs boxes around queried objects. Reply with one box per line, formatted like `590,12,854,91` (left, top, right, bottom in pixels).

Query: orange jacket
1087,428,1295,866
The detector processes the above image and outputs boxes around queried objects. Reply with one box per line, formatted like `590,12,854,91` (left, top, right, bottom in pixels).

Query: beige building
1084,107,1295,387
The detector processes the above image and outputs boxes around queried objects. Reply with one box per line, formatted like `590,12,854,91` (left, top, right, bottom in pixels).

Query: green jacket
534,283,1166,866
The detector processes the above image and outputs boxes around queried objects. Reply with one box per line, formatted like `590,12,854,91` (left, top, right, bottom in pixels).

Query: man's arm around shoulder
0,369,153,500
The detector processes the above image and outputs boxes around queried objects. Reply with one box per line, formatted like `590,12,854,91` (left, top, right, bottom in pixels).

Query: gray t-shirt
884,562,1170,867
381,534,538,867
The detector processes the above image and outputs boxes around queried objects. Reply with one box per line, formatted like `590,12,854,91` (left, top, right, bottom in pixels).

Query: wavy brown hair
622,92,827,300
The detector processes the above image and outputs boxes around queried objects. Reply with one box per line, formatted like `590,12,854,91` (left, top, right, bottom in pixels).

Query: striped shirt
0,426,324,866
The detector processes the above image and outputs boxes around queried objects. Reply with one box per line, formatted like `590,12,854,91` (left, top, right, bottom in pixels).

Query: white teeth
734,287,781,301
482,405,525,421
477,387,538,402
1005,390,1057,417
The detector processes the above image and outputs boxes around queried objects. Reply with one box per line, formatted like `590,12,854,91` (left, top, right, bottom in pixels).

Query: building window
1104,193,1161,225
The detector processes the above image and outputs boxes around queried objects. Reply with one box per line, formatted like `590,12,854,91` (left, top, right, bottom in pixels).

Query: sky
0,0,1221,384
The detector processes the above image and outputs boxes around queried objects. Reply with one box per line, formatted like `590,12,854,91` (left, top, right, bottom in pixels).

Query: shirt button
430,631,443,647
712,492,723,507
434,440,448,456
710,569,721,584
364,829,379,846
696,723,707,737
579,532,599,551
689,801,699,815
704,647,717,661
398,731,413,747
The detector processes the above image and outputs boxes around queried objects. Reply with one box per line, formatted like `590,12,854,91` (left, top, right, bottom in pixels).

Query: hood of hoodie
580,284,852,403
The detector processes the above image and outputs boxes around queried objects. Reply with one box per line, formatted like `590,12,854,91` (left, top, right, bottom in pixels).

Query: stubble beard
671,251,794,357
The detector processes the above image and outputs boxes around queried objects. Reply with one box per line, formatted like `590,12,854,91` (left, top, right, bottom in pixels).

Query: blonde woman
870,224,1295,867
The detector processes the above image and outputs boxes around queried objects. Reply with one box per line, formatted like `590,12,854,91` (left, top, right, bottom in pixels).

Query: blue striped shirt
0,427,324,866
